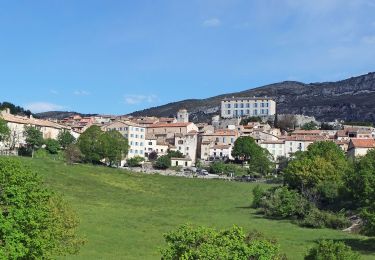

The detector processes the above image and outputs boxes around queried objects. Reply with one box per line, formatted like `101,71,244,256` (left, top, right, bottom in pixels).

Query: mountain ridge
130,72,375,123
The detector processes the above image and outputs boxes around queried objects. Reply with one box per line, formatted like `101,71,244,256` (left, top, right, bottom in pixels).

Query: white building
260,140,286,160
221,97,276,118
172,131,198,163
171,157,193,168
144,135,169,158
209,145,233,160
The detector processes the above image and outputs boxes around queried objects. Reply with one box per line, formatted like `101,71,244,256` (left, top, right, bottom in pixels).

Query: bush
160,224,286,260
300,208,349,229
126,156,144,167
252,185,265,208
305,240,361,260
45,138,60,154
65,144,83,164
148,151,158,161
154,155,171,169
257,186,310,218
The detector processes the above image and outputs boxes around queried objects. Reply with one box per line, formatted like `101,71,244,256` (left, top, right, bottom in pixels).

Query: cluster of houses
1,97,375,166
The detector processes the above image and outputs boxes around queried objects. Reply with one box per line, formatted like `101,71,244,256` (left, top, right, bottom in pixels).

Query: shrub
160,224,286,260
148,151,158,161
251,185,265,208
45,138,60,154
126,156,144,167
65,144,83,164
305,240,361,260
209,161,226,174
154,155,171,169
300,208,349,229
258,186,310,218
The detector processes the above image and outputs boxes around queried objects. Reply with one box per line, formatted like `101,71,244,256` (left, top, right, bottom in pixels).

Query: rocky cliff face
130,72,375,123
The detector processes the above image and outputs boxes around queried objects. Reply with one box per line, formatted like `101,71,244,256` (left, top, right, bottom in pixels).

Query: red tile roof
350,139,375,148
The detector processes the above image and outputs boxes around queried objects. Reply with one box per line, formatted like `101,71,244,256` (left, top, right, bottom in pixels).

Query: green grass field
13,157,375,259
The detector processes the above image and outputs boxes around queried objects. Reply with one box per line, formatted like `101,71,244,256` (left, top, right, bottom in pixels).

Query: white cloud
124,94,158,105
362,35,375,44
202,18,221,27
25,102,65,113
73,90,90,96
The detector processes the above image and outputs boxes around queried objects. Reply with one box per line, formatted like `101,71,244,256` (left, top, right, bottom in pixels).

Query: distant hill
34,111,97,120
130,72,375,123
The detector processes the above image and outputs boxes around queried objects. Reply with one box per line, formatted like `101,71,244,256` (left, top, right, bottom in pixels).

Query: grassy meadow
10,157,375,259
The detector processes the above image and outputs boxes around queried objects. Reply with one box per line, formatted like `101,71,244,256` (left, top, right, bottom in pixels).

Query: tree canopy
99,130,129,166
301,121,319,130
232,136,274,175
57,130,76,149
24,126,44,157
0,158,84,259
77,126,103,163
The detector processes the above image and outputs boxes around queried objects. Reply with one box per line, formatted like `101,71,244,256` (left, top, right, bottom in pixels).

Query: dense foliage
44,138,60,154
154,155,171,169
301,121,319,130
240,116,262,125
99,130,129,166
232,136,274,175
346,149,375,235
0,101,32,116
0,158,84,259
0,118,10,143
64,144,83,164
305,240,361,260
126,156,144,167
24,126,44,157
57,130,76,149
160,224,286,260
77,126,103,163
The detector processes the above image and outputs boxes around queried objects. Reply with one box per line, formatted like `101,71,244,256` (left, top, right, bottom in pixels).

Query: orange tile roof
350,139,375,148
148,122,192,128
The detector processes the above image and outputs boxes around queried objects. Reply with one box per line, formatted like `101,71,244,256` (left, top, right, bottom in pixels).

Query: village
1,96,374,172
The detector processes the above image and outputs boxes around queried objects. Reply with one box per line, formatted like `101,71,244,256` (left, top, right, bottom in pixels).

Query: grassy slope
15,157,375,260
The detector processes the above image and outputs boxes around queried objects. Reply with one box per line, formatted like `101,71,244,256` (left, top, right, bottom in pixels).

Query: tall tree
99,130,129,166
232,136,274,175
0,118,10,143
77,125,103,164
0,157,84,258
57,130,76,149
24,126,44,157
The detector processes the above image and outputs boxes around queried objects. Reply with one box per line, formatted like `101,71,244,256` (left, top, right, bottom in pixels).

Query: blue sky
1,0,375,114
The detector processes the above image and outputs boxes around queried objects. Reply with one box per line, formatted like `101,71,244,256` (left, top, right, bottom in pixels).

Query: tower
177,109,189,123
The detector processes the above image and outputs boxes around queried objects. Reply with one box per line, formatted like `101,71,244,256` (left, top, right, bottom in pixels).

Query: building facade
221,97,276,118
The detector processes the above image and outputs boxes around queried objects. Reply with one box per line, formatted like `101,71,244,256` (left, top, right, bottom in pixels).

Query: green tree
345,149,375,235
77,125,103,164
301,121,319,130
305,240,361,260
154,155,171,169
64,144,83,164
167,150,184,158
0,158,84,259
0,117,10,143
284,141,349,203
58,130,76,149
232,136,274,175
99,130,129,166
160,224,285,260
44,138,60,154
24,126,44,157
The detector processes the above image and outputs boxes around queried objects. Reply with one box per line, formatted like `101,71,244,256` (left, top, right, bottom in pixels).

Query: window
148,142,153,145
227,110,230,115
231,138,234,144
254,110,258,115
240,103,244,108
135,142,139,146
266,102,269,107
135,128,139,131
254,103,258,108
265,109,269,115
179,147,182,150
130,134,134,138
135,134,138,138
178,140,183,144
246,109,250,114
185,162,188,167
135,150,138,154
234,103,238,108
141,128,144,132
140,142,143,146
261,103,265,107
130,149,133,153
140,135,143,138
139,150,143,154
246,103,250,108
130,141,133,145
186,147,189,150
227,104,231,108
